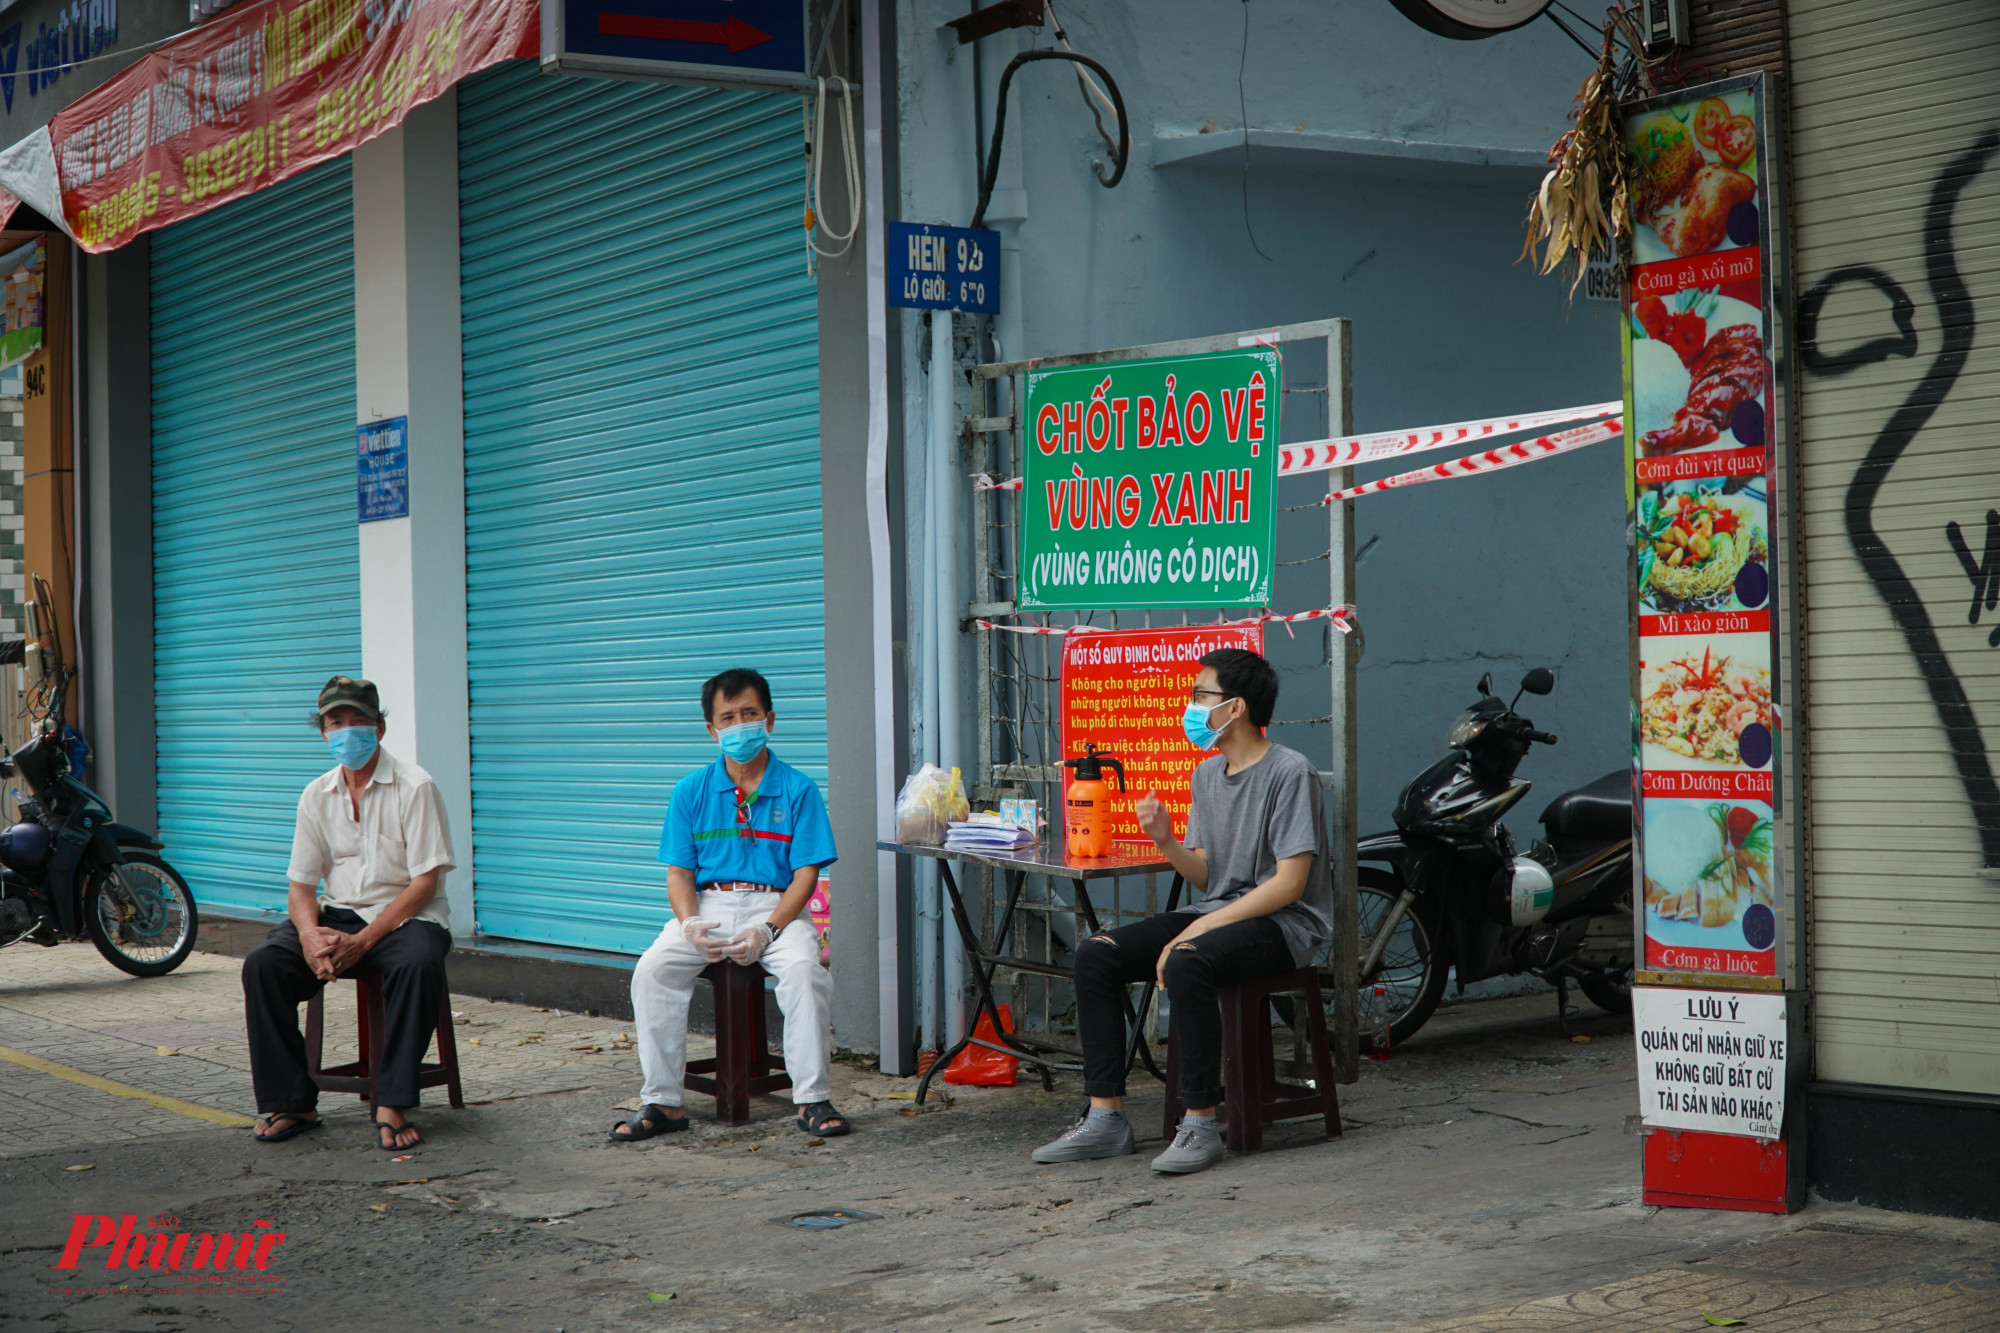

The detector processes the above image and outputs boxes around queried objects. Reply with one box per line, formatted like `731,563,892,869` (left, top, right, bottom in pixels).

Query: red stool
306,974,464,1112
684,961,790,1125
1162,965,1341,1153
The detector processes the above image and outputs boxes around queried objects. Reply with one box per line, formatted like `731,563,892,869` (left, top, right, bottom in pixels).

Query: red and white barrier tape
978,605,1355,636
1278,400,1621,475
972,400,1621,493
1322,418,1622,503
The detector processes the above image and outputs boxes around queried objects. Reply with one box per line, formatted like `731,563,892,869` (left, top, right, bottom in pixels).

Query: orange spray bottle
1061,743,1128,859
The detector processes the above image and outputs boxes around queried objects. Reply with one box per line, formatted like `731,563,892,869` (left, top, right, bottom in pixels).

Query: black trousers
241,906,451,1113
1072,910,1295,1107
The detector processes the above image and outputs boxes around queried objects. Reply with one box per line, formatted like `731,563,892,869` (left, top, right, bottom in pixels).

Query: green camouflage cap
315,675,381,721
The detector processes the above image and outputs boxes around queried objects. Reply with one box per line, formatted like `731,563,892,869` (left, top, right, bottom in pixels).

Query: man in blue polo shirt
613,668,847,1140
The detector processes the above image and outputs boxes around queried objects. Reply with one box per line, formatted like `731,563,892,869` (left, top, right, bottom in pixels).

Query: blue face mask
326,725,378,770
1181,700,1235,751
716,721,769,764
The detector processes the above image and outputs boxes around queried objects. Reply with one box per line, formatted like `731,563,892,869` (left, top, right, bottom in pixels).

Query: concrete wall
893,0,1626,833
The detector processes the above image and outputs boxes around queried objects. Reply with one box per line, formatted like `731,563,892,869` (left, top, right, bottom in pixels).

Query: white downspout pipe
930,307,967,1047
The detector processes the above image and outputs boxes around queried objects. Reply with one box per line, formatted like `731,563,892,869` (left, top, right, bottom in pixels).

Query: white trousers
630,890,832,1107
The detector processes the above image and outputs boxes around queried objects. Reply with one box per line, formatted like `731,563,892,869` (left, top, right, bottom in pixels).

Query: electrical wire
807,76,860,261
1238,0,1272,262
1042,1,1122,164
970,49,1129,229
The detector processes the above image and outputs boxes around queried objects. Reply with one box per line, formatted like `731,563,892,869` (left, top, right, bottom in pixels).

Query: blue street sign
551,0,808,86
357,417,409,523
888,222,1000,315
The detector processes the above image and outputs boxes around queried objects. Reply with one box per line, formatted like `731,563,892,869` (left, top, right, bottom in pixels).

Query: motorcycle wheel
1578,968,1633,1015
84,852,199,978
1315,866,1449,1052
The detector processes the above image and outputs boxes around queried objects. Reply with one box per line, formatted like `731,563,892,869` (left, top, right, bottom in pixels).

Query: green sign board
1019,348,1280,610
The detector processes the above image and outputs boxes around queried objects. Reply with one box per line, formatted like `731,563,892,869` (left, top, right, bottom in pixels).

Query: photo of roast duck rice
1641,324,1766,454
1641,645,1772,765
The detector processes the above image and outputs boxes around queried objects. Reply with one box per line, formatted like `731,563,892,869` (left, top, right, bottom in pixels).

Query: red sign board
46,0,537,252
1058,625,1263,844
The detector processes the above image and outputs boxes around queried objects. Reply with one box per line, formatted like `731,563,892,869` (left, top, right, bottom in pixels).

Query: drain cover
771,1207,879,1230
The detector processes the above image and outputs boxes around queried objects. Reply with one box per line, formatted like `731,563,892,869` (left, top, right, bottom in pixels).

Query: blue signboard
548,0,809,89
888,222,1000,315
357,417,409,523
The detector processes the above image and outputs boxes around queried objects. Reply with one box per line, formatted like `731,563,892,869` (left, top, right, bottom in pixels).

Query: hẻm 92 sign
1020,349,1279,611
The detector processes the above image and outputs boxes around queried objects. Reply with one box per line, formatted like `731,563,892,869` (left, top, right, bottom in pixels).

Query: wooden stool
684,960,790,1125
306,973,464,1112
1162,965,1340,1153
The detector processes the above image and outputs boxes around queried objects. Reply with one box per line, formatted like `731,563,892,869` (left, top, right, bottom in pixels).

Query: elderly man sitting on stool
242,675,457,1151
613,667,848,1141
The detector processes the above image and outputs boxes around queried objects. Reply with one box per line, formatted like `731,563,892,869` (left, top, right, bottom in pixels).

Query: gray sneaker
1150,1118,1228,1174
1031,1112,1135,1163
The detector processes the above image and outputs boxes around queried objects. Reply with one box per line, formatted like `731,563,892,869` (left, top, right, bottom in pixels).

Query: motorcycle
1339,667,1634,1047
0,577,198,977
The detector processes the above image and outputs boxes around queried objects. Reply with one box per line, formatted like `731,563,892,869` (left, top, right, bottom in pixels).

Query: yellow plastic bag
894,764,969,846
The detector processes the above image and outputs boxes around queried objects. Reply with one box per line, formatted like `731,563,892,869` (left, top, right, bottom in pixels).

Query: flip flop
795,1101,851,1137
253,1112,321,1144
373,1117,422,1151
609,1104,689,1142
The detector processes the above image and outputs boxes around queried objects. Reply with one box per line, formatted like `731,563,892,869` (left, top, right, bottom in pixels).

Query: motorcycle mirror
1476,672,1493,697
1520,668,1555,696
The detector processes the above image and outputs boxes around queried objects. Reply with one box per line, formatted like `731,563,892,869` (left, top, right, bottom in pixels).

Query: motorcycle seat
1539,769,1631,844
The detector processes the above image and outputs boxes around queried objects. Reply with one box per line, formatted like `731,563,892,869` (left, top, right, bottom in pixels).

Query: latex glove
723,921,778,966
681,918,727,961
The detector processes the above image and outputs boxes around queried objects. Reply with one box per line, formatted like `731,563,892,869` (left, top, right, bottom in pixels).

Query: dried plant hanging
1520,11,1654,298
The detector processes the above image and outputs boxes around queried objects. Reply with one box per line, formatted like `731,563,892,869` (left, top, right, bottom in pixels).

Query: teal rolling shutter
151,159,359,919
459,64,823,953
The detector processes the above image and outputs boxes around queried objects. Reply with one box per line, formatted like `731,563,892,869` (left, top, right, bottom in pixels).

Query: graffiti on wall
1796,129,2000,864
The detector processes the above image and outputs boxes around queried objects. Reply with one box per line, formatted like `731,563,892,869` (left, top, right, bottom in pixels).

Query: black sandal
610,1104,689,1142
252,1112,320,1144
795,1101,851,1137
373,1116,422,1151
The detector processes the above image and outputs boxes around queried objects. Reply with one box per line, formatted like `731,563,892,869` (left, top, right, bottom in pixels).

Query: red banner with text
1059,625,1263,845
50,0,536,252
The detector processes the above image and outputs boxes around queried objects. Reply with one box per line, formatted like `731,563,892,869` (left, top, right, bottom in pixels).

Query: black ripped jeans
1072,910,1294,1107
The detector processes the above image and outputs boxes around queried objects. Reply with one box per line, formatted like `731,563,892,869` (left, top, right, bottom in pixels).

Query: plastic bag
894,763,969,846
943,1004,1020,1086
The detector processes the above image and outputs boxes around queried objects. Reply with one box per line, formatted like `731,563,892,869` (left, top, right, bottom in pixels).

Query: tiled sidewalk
0,942,696,1154
1396,1223,2000,1332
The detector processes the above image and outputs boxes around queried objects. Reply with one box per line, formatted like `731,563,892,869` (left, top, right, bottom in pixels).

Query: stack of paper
945,812,1036,854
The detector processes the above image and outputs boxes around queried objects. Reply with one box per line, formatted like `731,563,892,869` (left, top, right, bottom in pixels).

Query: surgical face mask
716,721,769,764
1181,699,1235,751
326,725,378,770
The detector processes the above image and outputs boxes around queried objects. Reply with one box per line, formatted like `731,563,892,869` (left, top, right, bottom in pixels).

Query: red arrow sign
596,13,774,54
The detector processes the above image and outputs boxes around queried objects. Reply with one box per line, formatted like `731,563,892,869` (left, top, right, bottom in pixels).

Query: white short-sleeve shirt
287,747,456,929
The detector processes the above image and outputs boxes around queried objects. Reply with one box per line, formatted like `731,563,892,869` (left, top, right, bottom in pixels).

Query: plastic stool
684,961,790,1124
305,973,464,1112
1162,964,1341,1153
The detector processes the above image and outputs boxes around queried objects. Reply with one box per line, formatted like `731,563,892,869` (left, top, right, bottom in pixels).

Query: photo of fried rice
1640,642,1772,766
1639,484,1768,610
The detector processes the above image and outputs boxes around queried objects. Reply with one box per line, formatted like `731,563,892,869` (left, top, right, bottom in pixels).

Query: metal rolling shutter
1791,1,2000,1093
150,159,360,919
458,64,823,953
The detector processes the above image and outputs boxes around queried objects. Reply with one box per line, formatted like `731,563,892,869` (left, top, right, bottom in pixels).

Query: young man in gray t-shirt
1032,648,1331,1175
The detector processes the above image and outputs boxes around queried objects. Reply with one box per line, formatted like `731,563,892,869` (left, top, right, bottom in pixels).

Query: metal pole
932,307,969,1046
1326,321,1359,1084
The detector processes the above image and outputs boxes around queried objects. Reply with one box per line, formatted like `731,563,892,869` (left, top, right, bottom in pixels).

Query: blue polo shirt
658,751,838,887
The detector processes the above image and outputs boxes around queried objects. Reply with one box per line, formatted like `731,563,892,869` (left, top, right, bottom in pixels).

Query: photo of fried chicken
1653,164,1758,258
1641,324,1766,454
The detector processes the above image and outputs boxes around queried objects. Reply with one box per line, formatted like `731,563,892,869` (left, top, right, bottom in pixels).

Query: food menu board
1623,75,1788,983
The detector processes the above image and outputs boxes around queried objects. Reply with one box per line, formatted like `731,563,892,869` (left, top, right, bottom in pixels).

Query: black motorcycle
0,724,199,976
1341,667,1634,1046
0,581,197,977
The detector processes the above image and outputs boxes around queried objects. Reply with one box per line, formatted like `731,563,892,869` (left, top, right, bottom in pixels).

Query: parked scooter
1342,667,1633,1047
0,577,197,976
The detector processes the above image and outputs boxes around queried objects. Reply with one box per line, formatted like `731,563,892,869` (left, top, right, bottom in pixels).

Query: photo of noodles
1640,640,1772,766
1638,483,1769,612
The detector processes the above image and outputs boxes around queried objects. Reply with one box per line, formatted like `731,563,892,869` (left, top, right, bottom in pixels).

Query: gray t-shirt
1179,742,1331,967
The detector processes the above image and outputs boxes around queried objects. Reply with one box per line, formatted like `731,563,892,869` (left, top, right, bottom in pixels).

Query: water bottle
1369,984,1392,1061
